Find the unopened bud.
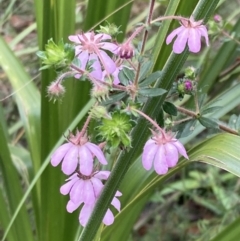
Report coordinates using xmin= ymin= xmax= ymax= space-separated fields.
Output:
xmin=91 ymin=83 xmax=109 ymax=101
xmin=89 ymin=106 xmax=111 ymax=119
xmin=47 ymin=81 xmax=65 ymax=101
xmin=214 ymin=14 xmax=222 ymax=23
xmin=118 ymin=42 xmax=134 ymax=59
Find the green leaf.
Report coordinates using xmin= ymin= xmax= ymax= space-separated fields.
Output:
xmin=210 ymin=216 xmax=240 ymax=241
xmin=201 ymin=106 xmax=222 ymax=115
xmin=138 ymin=88 xmax=167 ymax=97
xmin=162 ymin=101 xmax=177 ymax=116
xmin=198 ymin=116 xmax=219 ymax=129
xmin=139 ymin=70 xmax=162 ymax=87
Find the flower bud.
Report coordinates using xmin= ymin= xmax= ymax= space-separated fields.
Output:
xmin=37 ymin=38 xmax=75 ymax=71
xmin=118 ymin=42 xmax=134 ymax=59
xmin=214 ymin=14 xmax=222 ymax=23
xmin=89 ymin=106 xmax=111 ymax=119
xmin=47 ymin=81 xmax=65 ymax=101
xmin=91 ymin=83 xmax=109 ymax=101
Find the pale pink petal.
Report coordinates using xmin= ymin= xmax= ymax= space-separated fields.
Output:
xmin=164 ymin=143 xmax=179 ymax=167
xmin=103 ymin=209 xmax=114 ymax=226
xmin=79 ymin=145 xmax=93 ymax=176
xmin=85 ymin=142 xmax=107 ymax=165
xmin=85 ymin=142 xmax=108 ymax=165
xmin=172 ymin=28 xmax=189 ymax=54
xmin=94 ymin=170 xmax=110 ymax=180
xmin=112 ymin=68 xmax=120 ymax=85
xmin=115 ymin=190 xmax=122 ymax=197
xmin=142 ymin=141 xmax=158 ymax=170
xmin=62 ymin=146 xmax=79 ymax=175
xmin=188 ymin=28 xmax=201 ymax=53
xmin=60 ymin=175 xmax=79 ymax=195
xmin=95 ymin=33 xmax=112 ymax=41
xmin=153 ymin=145 xmax=168 ymax=175
xmin=79 ymin=203 xmax=94 ymax=227
xmin=70 ymin=179 xmax=85 ymax=204
xmin=198 ymin=25 xmax=209 ymax=46
xmin=99 ymin=50 xmax=116 ymax=74
xmin=171 ymin=140 xmax=188 ymax=159
xmin=51 ymin=143 xmax=72 ymax=167
xmin=89 ymin=53 xmax=102 ymax=79
xmin=91 ymin=177 xmax=104 ymax=198
xmin=83 ymin=180 xmax=96 ymax=204
xmin=166 ymin=26 xmax=184 ymax=45
xmin=101 ymin=42 xmax=118 ymax=54
xmin=68 ymin=35 xmax=80 ymax=43
xmin=77 ymin=51 xmax=89 ymax=69
xmin=66 ymin=200 xmax=81 ymax=213
xmin=111 ymin=197 xmax=121 ymax=212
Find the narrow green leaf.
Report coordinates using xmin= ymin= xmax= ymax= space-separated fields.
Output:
xmin=138 ymin=88 xmax=167 ymax=97
xmin=0 ymin=121 xmax=35 ymax=241
xmin=139 ymin=70 xmax=162 ymax=87
xmin=210 ymin=216 xmax=240 ymax=241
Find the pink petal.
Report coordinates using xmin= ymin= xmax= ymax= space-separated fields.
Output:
xmin=95 ymin=33 xmax=111 ymax=41
xmin=89 ymin=53 xmax=102 ymax=79
xmin=85 ymin=142 xmax=108 ymax=165
xmin=153 ymin=145 xmax=168 ymax=175
xmin=91 ymin=177 xmax=104 ymax=198
xmin=171 ymin=140 xmax=189 ymax=159
xmin=115 ymin=190 xmax=122 ymax=197
xmin=198 ymin=25 xmax=209 ymax=46
xmin=111 ymin=197 xmax=121 ymax=212
xmin=112 ymin=68 xmax=120 ymax=85
xmin=101 ymin=42 xmax=118 ymax=54
xmin=103 ymin=209 xmax=114 ymax=226
xmin=164 ymin=143 xmax=179 ymax=167
xmin=166 ymin=26 xmax=184 ymax=45
xmin=79 ymin=145 xmax=94 ymax=176
xmin=142 ymin=141 xmax=158 ymax=171
xmin=79 ymin=203 xmax=94 ymax=227
xmin=77 ymin=51 xmax=88 ymax=69
xmin=172 ymin=28 xmax=189 ymax=54
xmin=188 ymin=28 xmax=201 ymax=53
xmin=94 ymin=170 xmax=110 ymax=180
xmin=68 ymin=35 xmax=80 ymax=43
xmin=70 ymin=179 xmax=85 ymax=204
xmin=82 ymin=180 xmax=96 ymax=204
xmin=99 ymin=50 xmax=116 ymax=74
xmin=51 ymin=143 xmax=72 ymax=167
xmin=62 ymin=146 xmax=79 ymax=175
xmin=60 ymin=175 xmax=79 ymax=195
xmin=66 ymin=200 xmax=81 ymax=213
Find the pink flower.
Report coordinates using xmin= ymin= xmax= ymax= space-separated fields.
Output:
xmin=60 ymin=170 xmax=122 ymax=227
xmin=142 ymin=130 xmax=188 ymax=175
xmin=69 ymin=32 xmax=118 ymax=79
xmin=166 ymin=16 xmax=209 ymax=54
xmin=51 ymin=131 xmax=107 ymax=176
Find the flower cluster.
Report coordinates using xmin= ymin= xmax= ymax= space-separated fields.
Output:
xmin=51 ymin=130 xmax=121 ymax=226
xmin=60 ymin=171 xmax=122 ymax=227
xmin=142 ymin=130 xmax=188 ymax=175
xmin=166 ymin=16 xmax=209 ymax=54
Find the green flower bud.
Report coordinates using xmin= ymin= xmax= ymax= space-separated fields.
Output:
xmin=37 ymin=38 xmax=75 ymax=71
xmin=97 ymin=22 xmax=122 ymax=39
xmin=184 ymin=66 xmax=196 ymax=80
xmin=89 ymin=106 xmax=111 ymax=119
xmin=97 ymin=111 xmax=134 ymax=148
